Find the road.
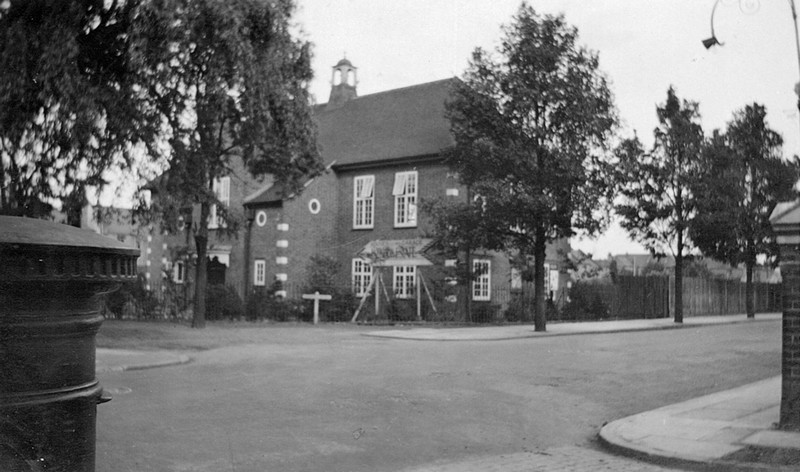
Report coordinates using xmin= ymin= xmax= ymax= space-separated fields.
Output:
xmin=96 ymin=321 xmax=780 ymax=471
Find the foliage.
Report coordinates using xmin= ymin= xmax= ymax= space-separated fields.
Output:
xmin=689 ymin=104 xmax=799 ymax=316
xmin=302 ymin=254 xmax=359 ymax=322
xmin=562 ymin=280 xmax=611 ymax=320
xmin=245 ymin=288 xmax=305 ymax=322
xmin=132 ymin=0 xmax=322 ymax=327
xmin=205 ymin=284 xmax=244 ymax=320
xmin=426 ymin=3 xmax=618 ymax=332
xmin=616 ymin=87 xmax=704 ymax=322
xmin=101 ymin=274 xmax=189 ymax=320
xmin=0 ymin=0 xmax=157 ymax=218
xmin=640 ymin=260 xmax=669 ymax=277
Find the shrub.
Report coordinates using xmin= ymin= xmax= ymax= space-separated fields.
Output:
xmin=562 ymin=281 xmax=611 ymax=320
xmin=301 ymin=254 xmax=359 ymax=322
xmin=385 ymin=299 xmax=418 ymax=322
xmin=205 ymin=285 xmax=244 ymax=320
xmin=246 ymin=287 xmax=306 ymax=322
xmin=471 ymin=303 xmax=500 ymax=323
xmin=101 ymin=274 xmax=162 ymax=319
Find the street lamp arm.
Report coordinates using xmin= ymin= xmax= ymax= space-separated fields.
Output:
xmin=788 ymin=0 xmax=800 ymax=136
xmin=702 ymin=0 xmax=724 ymax=49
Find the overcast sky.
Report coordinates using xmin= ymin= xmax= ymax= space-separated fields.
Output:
xmin=294 ymin=0 xmax=800 ymax=257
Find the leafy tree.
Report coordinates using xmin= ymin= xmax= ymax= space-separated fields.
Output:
xmin=421 ymin=195 xmax=502 ymax=322
xmin=134 ymin=0 xmax=321 ymax=328
xmin=429 ymin=4 xmax=617 ymax=331
xmin=616 ymin=87 xmax=704 ymax=323
xmin=690 ymin=104 xmax=800 ymax=317
xmin=0 ymin=0 xmax=156 ymax=220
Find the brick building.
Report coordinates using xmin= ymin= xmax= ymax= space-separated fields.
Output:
xmin=241 ymin=59 xmax=570 ymax=319
xmin=142 ymin=58 xmax=570 ymax=320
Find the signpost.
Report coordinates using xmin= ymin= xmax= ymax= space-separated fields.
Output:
xmin=302 ymin=291 xmax=332 ymax=325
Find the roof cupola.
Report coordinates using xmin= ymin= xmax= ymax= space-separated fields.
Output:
xmin=327 ymin=57 xmax=357 ymax=110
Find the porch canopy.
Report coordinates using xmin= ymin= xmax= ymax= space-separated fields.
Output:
xmin=358 ymin=238 xmax=434 ymax=267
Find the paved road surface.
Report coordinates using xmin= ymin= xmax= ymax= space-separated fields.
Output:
xmin=96 ymin=321 xmax=780 ymax=471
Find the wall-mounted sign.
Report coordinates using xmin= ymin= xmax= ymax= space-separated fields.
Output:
xmin=358 ymin=238 xmax=433 ymax=267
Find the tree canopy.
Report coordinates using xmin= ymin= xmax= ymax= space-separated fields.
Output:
xmin=616 ymin=86 xmax=705 ymax=323
xmin=690 ymin=103 xmax=799 ymax=317
xmin=134 ymin=0 xmax=322 ymax=327
xmin=0 ymin=0 xmax=156 ymax=220
xmin=428 ymin=3 xmax=618 ymax=331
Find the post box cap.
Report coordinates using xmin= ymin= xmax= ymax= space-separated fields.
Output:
xmin=0 ymin=215 xmax=138 ymax=255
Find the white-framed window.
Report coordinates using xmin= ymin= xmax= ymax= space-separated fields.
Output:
xmin=173 ymin=261 xmax=185 ymax=284
xmin=543 ymin=263 xmax=551 ymax=296
xmin=393 ymin=171 xmax=418 ymax=227
xmin=511 ymin=267 xmax=522 ymax=289
xmin=254 ymin=259 xmax=266 ymax=286
xmin=549 ymin=266 xmax=560 ymax=294
xmin=351 ymin=258 xmax=372 ymax=297
xmin=353 ymin=175 xmax=374 ymax=229
xmin=209 ymin=176 xmax=230 ymax=229
xmin=393 ymin=265 xmax=416 ymax=299
xmin=472 ymin=259 xmax=491 ymax=301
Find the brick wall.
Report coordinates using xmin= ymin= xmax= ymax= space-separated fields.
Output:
xmin=334 ymin=161 xmax=461 ymax=271
xmin=247 ymin=171 xmax=339 ymax=293
xmin=779 ymin=241 xmax=800 ymax=430
xmin=145 ymin=156 xmax=266 ymax=299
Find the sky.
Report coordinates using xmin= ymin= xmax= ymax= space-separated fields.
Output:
xmin=293 ymin=0 xmax=800 ymax=257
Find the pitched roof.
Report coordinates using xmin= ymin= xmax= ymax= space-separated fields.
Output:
xmin=245 ymin=78 xmax=457 ymax=205
xmin=316 ymin=78 xmax=457 ymax=167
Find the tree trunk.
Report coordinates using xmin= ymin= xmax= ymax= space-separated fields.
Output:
xmin=746 ymin=259 xmax=755 ymax=319
xmin=463 ymin=245 xmax=472 ymax=323
xmin=674 ymin=235 xmax=684 ymax=324
xmin=533 ymin=229 xmax=547 ymax=332
xmin=192 ymin=202 xmax=211 ymax=329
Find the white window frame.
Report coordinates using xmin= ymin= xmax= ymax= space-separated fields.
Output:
xmin=543 ymin=263 xmax=551 ymax=296
xmin=511 ymin=267 xmax=522 ymax=289
xmin=209 ymin=176 xmax=231 ymax=229
xmin=353 ymin=175 xmax=374 ymax=229
xmin=393 ymin=171 xmax=418 ymax=227
xmin=173 ymin=260 xmax=185 ymax=284
xmin=393 ymin=265 xmax=416 ymax=299
xmin=351 ymin=258 xmax=373 ymax=297
xmin=254 ymin=259 xmax=266 ymax=286
xmin=472 ymin=259 xmax=491 ymax=301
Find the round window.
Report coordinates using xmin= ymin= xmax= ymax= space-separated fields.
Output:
xmin=256 ymin=210 xmax=268 ymax=227
xmin=308 ymin=199 xmax=321 ymax=214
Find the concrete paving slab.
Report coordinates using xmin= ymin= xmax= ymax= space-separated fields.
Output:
xmin=365 ymin=313 xmax=781 ymax=341
xmin=699 ymin=426 xmax=760 ymax=444
xmin=742 ymin=430 xmax=800 ymax=450
xmin=641 ymin=434 xmax=744 ymax=461
xmin=600 ymin=376 xmax=800 ymax=470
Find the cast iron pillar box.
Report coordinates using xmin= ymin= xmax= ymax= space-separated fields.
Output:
xmin=0 ymin=216 xmax=139 ymax=471
xmin=770 ymin=201 xmax=800 ymax=430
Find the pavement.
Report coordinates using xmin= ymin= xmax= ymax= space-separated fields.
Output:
xmin=95 ymin=347 xmax=191 ymax=373
xmin=363 ymin=312 xmax=783 ymax=341
xmin=96 ymin=312 xmax=800 ymax=471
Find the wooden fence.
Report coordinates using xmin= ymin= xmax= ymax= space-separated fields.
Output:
xmin=571 ymin=276 xmax=781 ymax=320
xmin=675 ymin=277 xmax=781 ymax=317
